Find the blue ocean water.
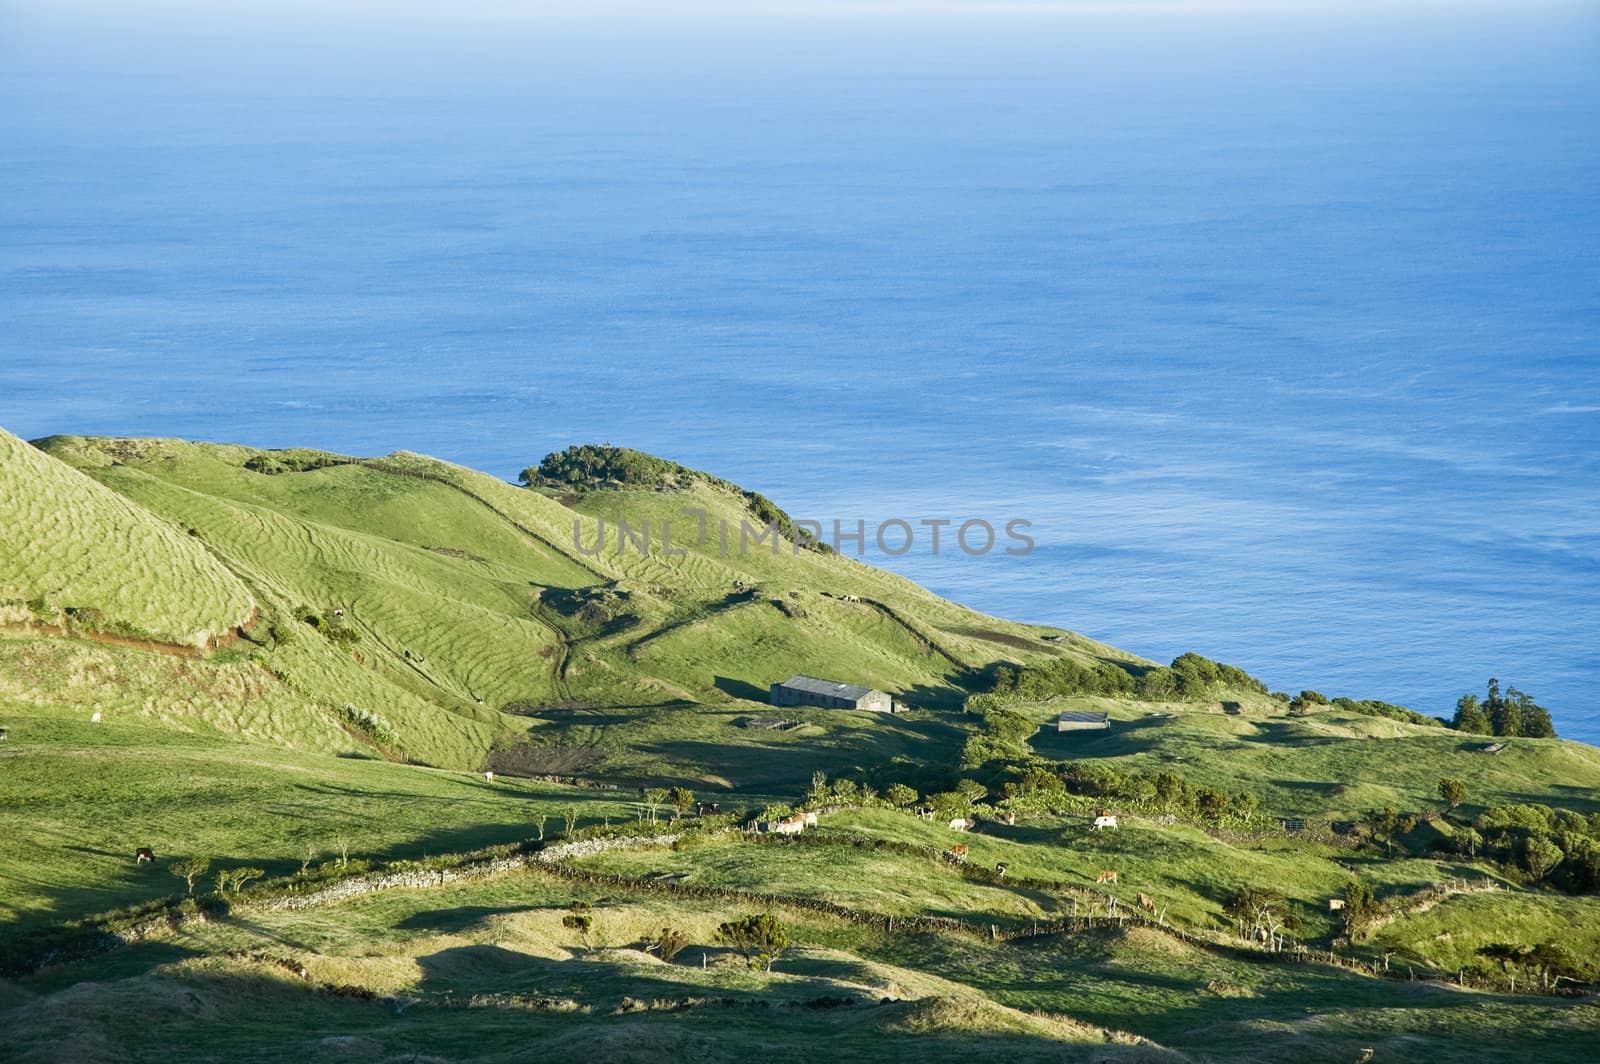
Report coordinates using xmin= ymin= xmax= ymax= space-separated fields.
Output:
xmin=2 ymin=5 xmax=1596 ymax=742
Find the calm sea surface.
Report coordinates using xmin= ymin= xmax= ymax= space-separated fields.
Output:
xmin=2 ymin=5 xmax=1596 ymax=742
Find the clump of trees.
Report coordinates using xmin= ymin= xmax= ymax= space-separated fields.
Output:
xmin=525 ymin=445 xmax=689 ymax=489
xmin=521 ymin=445 xmax=827 ymax=552
xmin=1288 ymin=689 xmax=1437 ymax=727
xmin=243 ymin=449 xmax=351 ymax=475
xmin=1437 ymin=777 xmax=1467 ymax=812
xmin=1475 ymin=941 xmax=1597 ymax=990
xmin=717 ymin=912 xmax=789 ymax=971
xmin=1450 ymin=678 xmax=1556 ymax=738
xmin=987 ymin=652 xmax=1269 ymax=705
xmin=1224 ymin=885 xmax=1300 ymax=947
xmin=1462 ymin=802 xmax=1600 ymax=892
xmin=959 ymin=696 xmax=1039 ymax=767
xmin=998 ymin=760 xmax=1259 ymax=824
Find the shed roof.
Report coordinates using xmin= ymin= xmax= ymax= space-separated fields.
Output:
xmin=776 ymin=675 xmax=879 ymax=700
xmin=1057 ymin=710 xmax=1110 ymax=724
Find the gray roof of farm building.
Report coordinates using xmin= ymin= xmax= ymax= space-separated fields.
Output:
xmin=777 ymin=675 xmax=879 ymax=699
xmin=1057 ymin=711 xmax=1110 ymax=723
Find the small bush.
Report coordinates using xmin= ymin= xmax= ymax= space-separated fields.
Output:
xmin=339 ymin=703 xmax=398 ymax=746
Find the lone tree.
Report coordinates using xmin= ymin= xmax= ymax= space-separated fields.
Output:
xmin=668 ymin=787 xmax=696 ymax=822
xmin=1341 ymin=880 xmax=1379 ymax=940
xmin=170 ymin=856 xmax=212 ymax=896
xmin=655 ymin=926 xmax=690 ymax=963
xmin=717 ymin=912 xmax=789 ymax=972
xmin=643 ymin=788 xmax=668 ymax=825
xmin=562 ymin=901 xmax=594 ymax=948
xmin=215 ymin=866 xmax=265 ymax=896
xmin=1437 ymin=777 xmax=1468 ymax=813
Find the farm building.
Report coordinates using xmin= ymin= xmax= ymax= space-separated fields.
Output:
xmin=1057 ymin=710 xmax=1110 ymax=733
xmin=770 ymin=675 xmax=892 ymax=712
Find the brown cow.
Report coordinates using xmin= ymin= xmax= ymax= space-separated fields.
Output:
xmin=1095 ymin=870 xmax=1118 ymax=885
xmin=948 ymin=844 xmax=969 ymax=864
xmin=1137 ymin=892 xmax=1156 ymax=912
xmin=135 ymin=847 xmax=155 ymax=864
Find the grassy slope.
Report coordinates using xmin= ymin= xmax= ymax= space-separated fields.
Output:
xmin=4 ymin=831 xmax=1596 ymax=1064
xmin=1025 ymin=696 xmax=1600 ymax=819
xmin=0 ymin=704 xmax=635 ymax=935
xmin=5 ymin=430 xmax=1599 ymax=1060
xmin=24 ymin=434 xmax=1099 ymax=771
xmin=0 ymin=429 xmax=253 ymax=647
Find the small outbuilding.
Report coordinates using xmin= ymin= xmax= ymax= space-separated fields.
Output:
xmin=1057 ymin=710 xmax=1110 ymax=733
xmin=770 ymin=675 xmax=892 ymax=712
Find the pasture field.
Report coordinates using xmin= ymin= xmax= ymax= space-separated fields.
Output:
xmin=3 ymin=430 xmax=1597 ymax=1061
xmin=1029 ymin=696 xmax=1600 ymax=819
xmin=4 ymin=829 xmax=1597 ymax=1064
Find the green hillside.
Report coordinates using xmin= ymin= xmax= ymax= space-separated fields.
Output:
xmin=4 ymin=429 xmax=1598 ymax=1061
xmin=0 ymin=429 xmax=254 ymax=648
xmin=19 ymin=433 xmax=1105 ymax=769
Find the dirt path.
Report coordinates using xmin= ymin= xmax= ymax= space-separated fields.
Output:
xmin=0 ymin=606 xmax=260 ymax=659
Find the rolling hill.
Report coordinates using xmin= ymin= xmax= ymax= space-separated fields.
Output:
xmin=0 ymin=428 xmax=255 ymax=649
xmin=3 ymin=428 xmax=1598 ymax=1062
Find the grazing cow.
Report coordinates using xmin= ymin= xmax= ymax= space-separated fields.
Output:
xmin=1000 ymin=812 xmax=1016 ymax=826
xmin=1328 ymin=898 xmax=1346 ymax=912
xmin=1095 ymin=870 xmax=1118 ymax=885
xmin=1137 ymin=892 xmax=1157 ymax=913
xmin=766 ymin=814 xmax=807 ymax=835
xmin=696 ymin=802 xmax=721 ymax=817
xmin=917 ymin=807 xmax=934 ymax=821
xmin=0 ymin=726 xmax=8 ymax=741
xmin=948 ymin=817 xmax=969 ymax=832
xmin=91 ymin=711 xmax=102 ymax=723
xmin=1092 ymin=814 xmax=1118 ymax=830
xmin=948 ymin=844 xmax=969 ymax=864
xmin=995 ymin=861 xmax=1008 ymax=879
xmin=135 ymin=847 xmax=155 ymax=864
xmin=484 ymin=771 xmax=494 ymax=783
xmin=803 ymin=811 xmax=818 ymax=827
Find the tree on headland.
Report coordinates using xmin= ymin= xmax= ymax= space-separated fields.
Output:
xmin=1438 ymin=777 xmax=1468 ymax=813
xmin=1452 ymin=694 xmax=1492 ymax=735
xmin=1453 ymin=679 xmax=1555 ymax=738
